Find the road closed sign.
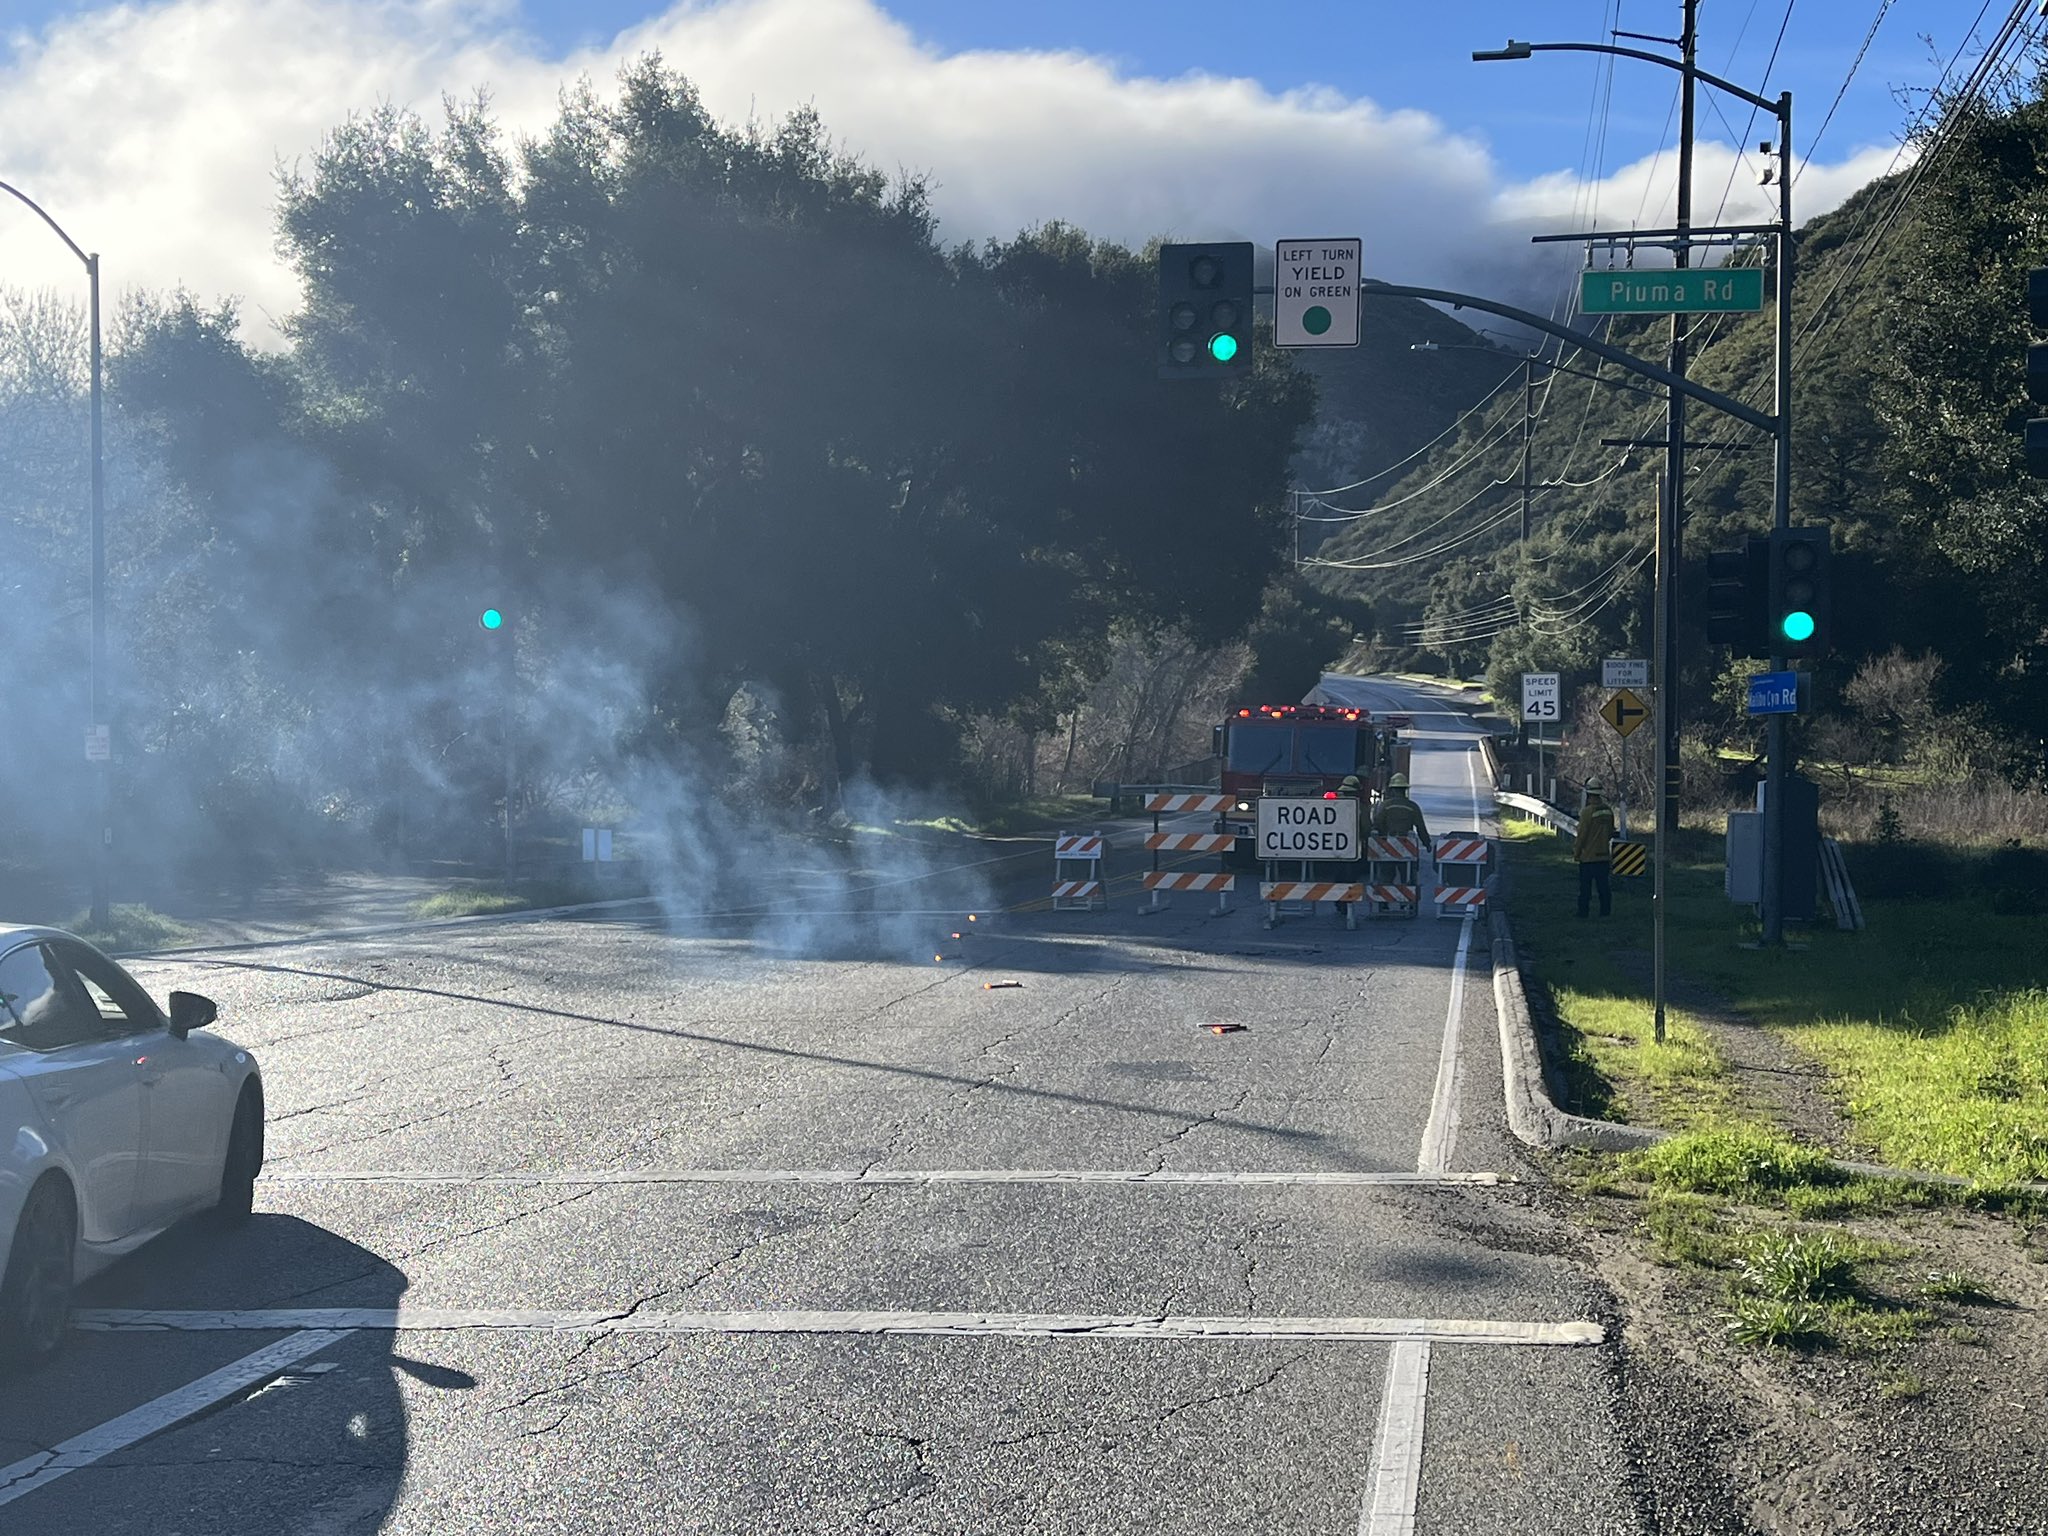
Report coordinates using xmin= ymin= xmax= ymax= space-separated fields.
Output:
xmin=1257 ymin=796 xmax=1360 ymax=861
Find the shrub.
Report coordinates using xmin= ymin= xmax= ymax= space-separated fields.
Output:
xmin=1726 ymin=1295 xmax=1829 ymax=1350
xmin=1733 ymin=1231 xmax=1858 ymax=1302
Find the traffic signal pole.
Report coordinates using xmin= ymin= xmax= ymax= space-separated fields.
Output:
xmin=1762 ymin=90 xmax=1796 ymax=946
xmin=1649 ymin=0 xmax=1699 ymax=1044
xmin=1474 ymin=18 xmax=1797 ymax=949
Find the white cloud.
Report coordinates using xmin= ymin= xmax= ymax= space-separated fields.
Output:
xmin=0 ymin=0 xmax=1908 ymax=345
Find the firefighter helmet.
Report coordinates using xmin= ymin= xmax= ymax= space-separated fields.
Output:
xmin=1388 ymin=773 xmax=1409 ymax=790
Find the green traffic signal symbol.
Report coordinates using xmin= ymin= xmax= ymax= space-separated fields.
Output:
xmin=1208 ymin=333 xmax=1239 ymax=363
xmin=1780 ymin=610 xmax=1816 ymax=643
xmin=1303 ymin=305 xmax=1332 ymax=336
xmin=480 ymin=608 xmax=503 ymax=630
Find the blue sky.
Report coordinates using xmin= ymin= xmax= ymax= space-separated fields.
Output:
xmin=0 ymin=0 xmax=1988 ymax=335
xmin=2 ymin=0 xmax=1958 ymax=179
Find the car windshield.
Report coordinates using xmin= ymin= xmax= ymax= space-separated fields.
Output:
xmin=1296 ymin=725 xmax=1360 ymax=776
xmin=1226 ymin=723 xmax=1293 ymax=775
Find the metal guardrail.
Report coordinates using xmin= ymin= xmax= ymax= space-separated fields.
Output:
xmin=1495 ymin=790 xmax=1577 ymax=838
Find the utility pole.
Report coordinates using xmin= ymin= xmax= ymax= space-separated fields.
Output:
xmin=1474 ymin=5 xmax=1800 ymax=1010
xmin=1761 ymin=96 xmax=1796 ymax=945
xmin=1661 ymin=0 xmax=1697 ymax=843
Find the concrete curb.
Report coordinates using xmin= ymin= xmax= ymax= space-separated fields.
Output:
xmin=1488 ymin=902 xmax=2048 ymax=1194
xmin=1488 ymin=905 xmax=1665 ymax=1153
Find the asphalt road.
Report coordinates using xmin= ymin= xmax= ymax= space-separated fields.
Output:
xmin=0 ymin=676 xmax=1645 ymax=1535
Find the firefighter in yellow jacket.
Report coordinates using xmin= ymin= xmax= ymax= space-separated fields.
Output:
xmin=1575 ymin=778 xmax=1618 ymax=918
xmin=1371 ymin=773 xmax=1429 ymax=839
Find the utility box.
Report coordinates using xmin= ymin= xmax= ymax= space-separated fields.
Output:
xmin=1725 ymin=776 xmax=1819 ymax=919
xmin=1725 ymin=812 xmax=1762 ymax=903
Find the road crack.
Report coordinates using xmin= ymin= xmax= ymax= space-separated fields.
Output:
xmin=1141 ymin=1085 xmax=1253 ymax=1173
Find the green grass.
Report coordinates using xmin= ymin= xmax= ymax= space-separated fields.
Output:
xmin=1733 ymin=1229 xmax=1860 ymax=1303
xmin=1642 ymin=1194 xmax=1739 ymax=1268
xmin=1625 ymin=1124 xmax=1841 ymax=1198
xmin=1799 ymin=991 xmax=2048 ymax=1184
xmin=1917 ymin=1269 xmax=2000 ymax=1306
xmin=904 ymin=794 xmax=1105 ymax=839
xmin=1878 ymin=1370 xmax=1927 ymax=1401
xmin=407 ymin=878 xmax=611 ymax=921
xmin=67 ymin=904 xmax=203 ymax=954
xmin=1500 ymin=818 xmax=2048 ymax=1184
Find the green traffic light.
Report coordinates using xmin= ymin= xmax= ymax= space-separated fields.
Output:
xmin=480 ymin=608 xmax=503 ymax=630
xmin=1208 ymin=333 xmax=1239 ymax=363
xmin=1780 ymin=611 xmax=1815 ymax=643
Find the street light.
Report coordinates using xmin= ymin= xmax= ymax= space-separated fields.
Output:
xmin=0 ymin=179 xmax=108 ymax=927
xmin=1475 ymin=9 xmax=1803 ymax=980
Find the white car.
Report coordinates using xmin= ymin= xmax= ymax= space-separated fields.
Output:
xmin=0 ymin=925 xmax=262 ymax=1369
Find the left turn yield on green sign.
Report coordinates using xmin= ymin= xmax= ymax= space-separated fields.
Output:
xmin=1275 ymin=238 xmax=1361 ymax=348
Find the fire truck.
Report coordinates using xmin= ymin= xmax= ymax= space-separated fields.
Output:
xmin=1210 ymin=703 xmax=1413 ymax=865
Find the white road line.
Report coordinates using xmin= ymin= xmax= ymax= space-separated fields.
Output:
xmin=259 ymin=1168 xmax=1502 ymax=1188
xmin=1372 ymin=731 xmax=1489 ymax=1536
xmin=1361 ymin=1339 xmax=1432 ymax=1535
xmin=1416 ymin=917 xmax=1475 ymax=1176
xmin=74 ymin=1309 xmax=1604 ymax=1346
xmin=0 ymin=1329 xmax=351 ymax=1508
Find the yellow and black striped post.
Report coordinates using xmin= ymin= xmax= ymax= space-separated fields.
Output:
xmin=1610 ymin=839 xmax=1648 ymax=877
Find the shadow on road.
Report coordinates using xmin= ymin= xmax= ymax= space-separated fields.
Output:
xmin=4 ymin=1214 xmax=418 ymax=1536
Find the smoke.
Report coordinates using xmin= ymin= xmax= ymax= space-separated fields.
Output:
xmin=0 ymin=291 xmax=993 ymax=958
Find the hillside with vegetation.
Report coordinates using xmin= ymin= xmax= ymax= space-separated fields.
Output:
xmin=1305 ymin=82 xmax=2048 ymax=840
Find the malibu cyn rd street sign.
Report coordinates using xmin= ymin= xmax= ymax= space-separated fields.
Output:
xmin=1746 ymin=670 xmax=1800 ymax=716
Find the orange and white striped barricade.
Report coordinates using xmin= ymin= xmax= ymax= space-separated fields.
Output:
xmin=1052 ymin=831 xmax=1107 ymax=911
xmin=1141 ymin=869 xmax=1237 ymax=915
xmin=1259 ymin=879 xmax=1367 ymax=930
xmin=1141 ymin=792 xmax=1235 ymax=912
xmin=1432 ymin=834 xmax=1492 ymax=918
xmin=1364 ymin=834 xmax=1424 ymax=916
xmin=1143 ymin=792 xmax=1235 ymax=816
xmin=1141 ymin=829 xmax=1235 ymax=913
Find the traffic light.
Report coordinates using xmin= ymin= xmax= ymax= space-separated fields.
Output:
xmin=1768 ymin=526 xmax=1830 ymax=658
xmin=2026 ymin=269 xmax=2048 ymax=476
xmin=1159 ymin=242 xmax=1253 ymax=379
xmin=1704 ymin=535 xmax=1770 ymax=657
xmin=480 ymin=608 xmax=504 ymax=631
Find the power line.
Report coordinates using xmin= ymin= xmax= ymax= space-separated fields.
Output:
xmin=1298 ymin=361 xmax=1525 ymax=498
xmin=1302 ymin=406 xmax=1525 ymax=518
xmin=1799 ymin=0 xmax=1898 ymax=180
xmin=1709 ymin=0 xmax=1798 ymax=227
xmin=1790 ymin=1 xmax=2032 ymax=368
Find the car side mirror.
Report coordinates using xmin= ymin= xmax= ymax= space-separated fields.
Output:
xmin=167 ymin=991 xmax=218 ymax=1039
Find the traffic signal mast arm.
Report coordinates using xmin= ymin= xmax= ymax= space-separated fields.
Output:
xmin=1356 ymin=280 xmax=1776 ymax=434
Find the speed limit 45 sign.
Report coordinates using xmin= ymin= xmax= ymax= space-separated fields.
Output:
xmin=1521 ymin=672 xmax=1561 ymax=722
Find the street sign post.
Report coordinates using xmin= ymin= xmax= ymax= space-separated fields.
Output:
xmin=1746 ymin=671 xmax=1800 ymax=716
xmin=1579 ymin=267 xmax=1765 ymax=315
xmin=1601 ymin=687 xmax=1648 ymax=836
xmin=1521 ymin=673 xmax=1561 ymax=800
xmin=1256 ymin=796 xmax=1359 ymax=863
xmin=1601 ymin=657 xmax=1650 ymax=689
xmin=84 ymin=725 xmax=110 ymax=763
xmin=1274 ymin=238 xmax=1362 ymax=348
